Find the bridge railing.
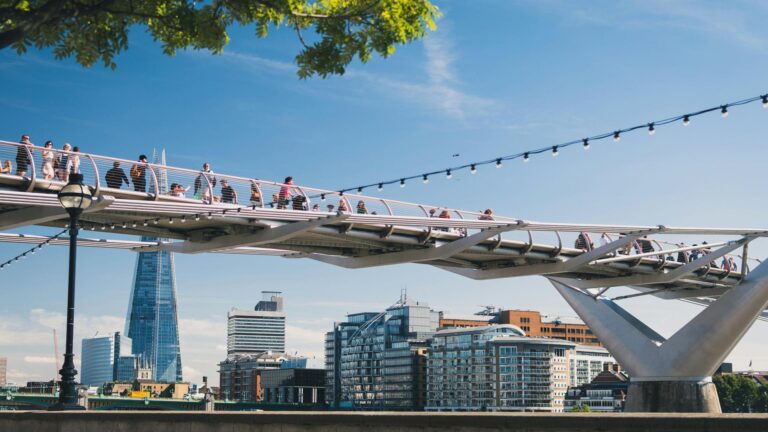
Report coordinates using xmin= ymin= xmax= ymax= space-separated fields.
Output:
xmin=0 ymin=139 xmax=503 ymax=223
xmin=0 ymin=139 xmax=755 ymax=271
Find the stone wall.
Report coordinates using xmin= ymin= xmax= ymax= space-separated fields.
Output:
xmin=1 ymin=411 xmax=767 ymax=432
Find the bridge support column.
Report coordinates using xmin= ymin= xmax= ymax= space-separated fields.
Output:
xmin=548 ymin=259 xmax=768 ymax=413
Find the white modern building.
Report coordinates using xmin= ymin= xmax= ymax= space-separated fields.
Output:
xmin=426 ymin=325 xmax=615 ymax=413
xmin=0 ymin=356 xmax=6 ymax=387
xmin=81 ymin=335 xmax=116 ymax=387
xmin=227 ymin=291 xmax=286 ymax=357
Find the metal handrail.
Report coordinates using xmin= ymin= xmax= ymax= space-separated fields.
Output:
xmin=85 ymin=154 xmax=100 ymax=197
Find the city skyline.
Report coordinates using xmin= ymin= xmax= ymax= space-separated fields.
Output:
xmin=2 ymin=0 xmax=768 ymax=388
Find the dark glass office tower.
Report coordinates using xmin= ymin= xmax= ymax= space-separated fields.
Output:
xmin=125 ymin=149 xmax=183 ymax=382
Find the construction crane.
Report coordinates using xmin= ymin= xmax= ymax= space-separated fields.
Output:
xmin=53 ymin=329 xmax=60 ymax=382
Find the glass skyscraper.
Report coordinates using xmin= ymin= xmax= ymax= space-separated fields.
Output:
xmin=125 ymin=149 xmax=183 ymax=383
xmin=80 ymin=335 xmax=115 ymax=387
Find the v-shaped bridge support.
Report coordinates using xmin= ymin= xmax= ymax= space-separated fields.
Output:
xmin=548 ymin=258 xmax=768 ymax=412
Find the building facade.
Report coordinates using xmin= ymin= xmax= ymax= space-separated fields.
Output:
xmin=498 ymin=310 xmax=602 ymax=346
xmin=218 ymin=352 xmax=300 ymax=401
xmin=261 ymin=368 xmax=326 ymax=405
xmin=227 ymin=291 xmax=286 ymax=357
xmin=426 ymin=325 xmax=614 ymax=413
xmin=325 ymin=296 xmax=439 ymax=410
xmin=115 ymin=355 xmax=139 ymax=382
xmin=564 ymin=363 xmax=628 ymax=412
xmin=125 ymin=149 xmax=183 ymax=383
xmin=81 ymin=335 xmax=115 ymax=387
xmin=0 ymin=357 xmax=6 ymax=387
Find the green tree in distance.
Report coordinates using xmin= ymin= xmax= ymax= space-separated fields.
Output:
xmin=713 ymin=374 xmax=767 ymax=413
xmin=0 ymin=0 xmax=438 ymax=76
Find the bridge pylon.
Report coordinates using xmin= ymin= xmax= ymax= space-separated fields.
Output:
xmin=548 ymin=258 xmax=768 ymax=413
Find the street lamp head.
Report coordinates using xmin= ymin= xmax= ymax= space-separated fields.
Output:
xmin=58 ymin=173 xmax=92 ymax=211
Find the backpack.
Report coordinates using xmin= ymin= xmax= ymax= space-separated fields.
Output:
xmin=130 ymin=164 xmax=140 ymax=180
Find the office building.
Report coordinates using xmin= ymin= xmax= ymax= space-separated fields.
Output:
xmin=425 ymin=325 xmax=614 ymax=413
xmin=227 ymin=291 xmax=286 ymax=357
xmin=0 ymin=357 xmax=6 ymax=387
xmin=261 ymin=368 xmax=326 ymax=405
xmin=569 ymin=345 xmax=615 ymax=387
xmin=325 ymin=295 xmax=440 ymax=410
xmin=218 ymin=351 xmax=304 ymax=401
xmin=498 ymin=310 xmax=602 ymax=346
xmin=81 ymin=335 xmax=116 ymax=387
xmin=438 ymin=312 xmax=495 ymax=329
xmin=125 ymin=150 xmax=183 ymax=383
xmin=115 ymin=356 xmax=139 ymax=382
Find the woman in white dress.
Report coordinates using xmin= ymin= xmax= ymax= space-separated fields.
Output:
xmin=66 ymin=146 xmax=81 ymax=175
xmin=41 ymin=140 xmax=55 ymax=180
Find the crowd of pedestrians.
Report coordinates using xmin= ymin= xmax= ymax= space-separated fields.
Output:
xmin=2 ymin=135 xmax=82 ymax=181
xmin=2 ymin=135 xmax=747 ymax=271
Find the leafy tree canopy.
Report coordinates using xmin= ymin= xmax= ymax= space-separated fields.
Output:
xmin=0 ymin=0 xmax=439 ymax=77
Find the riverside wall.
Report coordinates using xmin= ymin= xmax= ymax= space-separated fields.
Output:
xmin=2 ymin=411 xmax=768 ymax=432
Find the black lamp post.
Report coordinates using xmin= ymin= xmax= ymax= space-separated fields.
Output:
xmin=49 ymin=173 xmax=92 ymax=411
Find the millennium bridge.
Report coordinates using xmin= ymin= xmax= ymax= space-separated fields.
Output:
xmin=2 ymin=139 xmax=768 ymax=413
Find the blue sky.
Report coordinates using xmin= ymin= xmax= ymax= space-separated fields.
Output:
xmin=2 ymin=0 xmax=768 ymax=386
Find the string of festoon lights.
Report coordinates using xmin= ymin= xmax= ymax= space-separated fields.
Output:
xmin=0 ymin=228 xmax=68 ymax=271
xmin=27 ymin=92 xmax=768 ymax=231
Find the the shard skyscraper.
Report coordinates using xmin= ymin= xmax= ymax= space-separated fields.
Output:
xmin=125 ymin=149 xmax=183 ymax=382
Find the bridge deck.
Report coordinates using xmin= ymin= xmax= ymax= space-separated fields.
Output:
xmin=1 ymin=140 xmax=766 ymax=317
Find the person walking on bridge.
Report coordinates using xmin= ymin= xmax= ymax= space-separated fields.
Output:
xmin=15 ymin=134 xmax=32 ymax=177
xmin=131 ymin=154 xmax=148 ymax=192
xmin=279 ymin=176 xmax=294 ymax=208
xmin=105 ymin=161 xmax=130 ymax=189
xmin=194 ymin=162 xmax=216 ymax=202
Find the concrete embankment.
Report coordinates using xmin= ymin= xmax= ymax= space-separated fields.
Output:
xmin=1 ymin=411 xmax=768 ymax=432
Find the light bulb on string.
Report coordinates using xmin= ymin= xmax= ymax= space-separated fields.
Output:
xmin=142 ymin=221 xmax=148 ymax=227
xmin=523 ymin=153 xmax=529 ymax=163
xmin=321 ymin=194 xmax=326 ymax=202
xmin=181 ymin=216 xmax=186 ymax=223
xmin=121 ymin=222 xmax=127 ymax=229
xmin=613 ymin=131 xmax=621 ymax=142
xmin=582 ymin=138 xmax=590 ymax=150
xmin=194 ymin=215 xmax=200 ymax=221
xmin=207 ymin=213 xmax=213 ymax=220
xmin=470 ymin=164 xmax=477 ymax=174
xmin=762 ymin=95 xmax=768 ymax=108
xmin=552 ymin=146 xmax=559 ymax=157
xmin=339 ymin=191 xmax=344 ymax=197
xmin=101 ymin=225 xmax=106 ymax=230
xmin=496 ymin=158 xmax=502 ymax=168
xmin=377 ymin=183 xmax=383 ymax=191
xmin=153 ymin=219 xmax=159 ymax=224
xmin=721 ymin=105 xmax=729 ymax=118
xmin=400 ymin=179 xmax=406 ymax=188
xmin=648 ymin=123 xmax=656 ymax=135
xmin=683 ymin=115 xmax=690 ymax=126
xmin=132 ymin=222 xmax=137 ymax=228
xmin=109 ymin=224 xmax=115 ymax=230
xmin=168 ymin=218 xmax=174 ymax=224
xmin=357 ymin=187 xmax=363 ymax=193
xmin=446 ymin=170 xmax=452 ymax=180
xmin=423 ymin=174 xmax=429 ymax=184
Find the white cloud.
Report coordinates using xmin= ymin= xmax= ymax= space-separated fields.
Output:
xmin=23 ymin=356 xmax=56 ymax=364
xmin=179 ymin=318 xmax=226 ymax=339
xmin=217 ymin=51 xmax=296 ymax=73
xmin=182 ymin=365 xmax=202 ymax=378
xmin=285 ymin=324 xmax=326 ymax=360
